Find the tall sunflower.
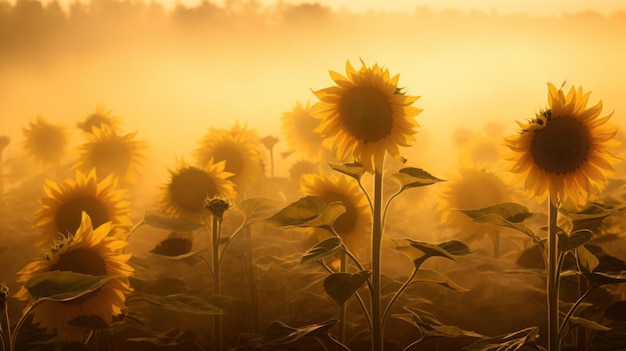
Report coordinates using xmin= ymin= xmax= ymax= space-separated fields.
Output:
xmin=194 ymin=122 xmax=263 ymax=194
xmin=76 ymin=105 xmax=121 ymax=134
xmin=311 ymin=60 xmax=422 ymax=173
xmin=505 ymin=83 xmax=620 ymax=207
xmin=15 ymin=211 xmax=133 ymax=340
xmin=300 ymin=172 xmax=371 ymax=259
xmin=34 ymin=169 xmax=132 ymax=246
xmin=281 ymin=101 xmax=328 ymax=161
xmin=74 ymin=125 xmax=147 ymax=185
xmin=161 ymin=158 xmax=236 ymax=224
xmin=22 ymin=115 xmax=70 ymax=168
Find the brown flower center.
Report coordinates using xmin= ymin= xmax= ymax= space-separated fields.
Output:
xmin=529 ymin=117 xmax=590 ymax=175
xmin=90 ymin=139 xmax=132 ymax=178
xmin=30 ymin=124 xmax=66 ymax=163
xmin=452 ymin=171 xmax=505 ymax=209
xmin=212 ymin=144 xmax=244 ymax=177
xmin=323 ymin=191 xmax=358 ymax=235
xmin=55 ymin=197 xmax=110 ymax=236
xmin=338 ymin=86 xmax=393 ymax=142
xmin=170 ymin=168 xmax=217 ymax=212
xmin=50 ymin=248 xmax=107 ymax=276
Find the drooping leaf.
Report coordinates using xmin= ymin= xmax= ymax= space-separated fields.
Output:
xmin=457 ymin=202 xmax=536 ymax=240
xmin=569 ymin=316 xmax=610 ymax=331
xmin=576 ymin=245 xmax=600 ymax=272
xmin=328 ymin=162 xmax=366 ymax=180
xmin=237 ymin=197 xmax=284 ymax=223
xmin=394 ymin=306 xmax=483 ymax=339
xmin=143 ymin=211 xmax=203 ymax=232
xmin=561 ymin=202 xmax=616 ymax=232
xmin=129 ymin=292 xmax=227 ymax=315
xmin=386 ymin=237 xmax=470 ymax=268
xmin=300 ymin=237 xmax=343 ymax=265
xmin=150 ymin=232 xmax=193 ymax=257
xmin=558 ymin=229 xmax=592 ymax=252
xmin=323 ymin=271 xmax=371 ymax=305
xmin=130 ymin=277 xmax=187 ymax=295
xmin=259 ymin=318 xmax=339 ymax=346
xmin=582 ymin=271 xmax=626 ymax=286
xmin=412 ymin=269 xmax=468 ymax=291
xmin=68 ymin=314 xmax=110 ymax=329
xmin=25 ymin=271 xmax=117 ymax=302
xmin=262 ymin=196 xmax=346 ymax=230
xmin=463 ymin=327 xmax=541 ymax=351
xmin=391 ymin=167 xmax=444 ymax=190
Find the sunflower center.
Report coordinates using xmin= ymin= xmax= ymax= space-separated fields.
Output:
xmin=212 ymin=145 xmax=244 ymax=177
xmin=338 ymin=86 xmax=393 ymax=142
xmin=453 ymin=171 xmax=505 ymax=209
xmin=323 ymin=191 xmax=357 ymax=235
xmin=169 ymin=168 xmax=217 ymax=212
xmin=90 ymin=139 xmax=132 ymax=178
xmin=31 ymin=125 xmax=66 ymax=162
xmin=529 ymin=117 xmax=590 ymax=175
xmin=55 ymin=197 xmax=110 ymax=236
xmin=50 ymin=248 xmax=107 ymax=276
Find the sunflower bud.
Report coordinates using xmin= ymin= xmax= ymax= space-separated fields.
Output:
xmin=204 ymin=197 xmax=230 ymax=219
xmin=0 ymin=282 xmax=8 ymax=303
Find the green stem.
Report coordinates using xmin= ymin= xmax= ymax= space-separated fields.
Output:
xmin=211 ymin=215 xmax=222 ymax=351
xmin=559 ymin=285 xmax=598 ymax=344
xmin=10 ymin=301 xmax=38 ymax=351
xmin=381 ymin=266 xmax=417 ymax=330
xmin=381 ymin=189 xmax=401 ymax=229
xmin=547 ymin=198 xmax=560 ymax=351
xmin=338 ymin=251 xmax=347 ymax=344
xmin=371 ymin=171 xmax=383 ymax=351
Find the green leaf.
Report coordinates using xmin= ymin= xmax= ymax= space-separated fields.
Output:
xmin=569 ymin=316 xmax=610 ymax=331
xmin=463 ymin=327 xmax=541 ymax=351
xmin=260 ymin=318 xmax=339 ymax=346
xmin=561 ymin=202 xmax=616 ymax=233
xmin=582 ymin=271 xmax=626 ymax=286
xmin=458 ymin=202 xmax=536 ymax=240
xmin=150 ymin=232 xmax=193 ymax=257
xmin=143 ymin=211 xmax=203 ymax=232
xmin=558 ymin=229 xmax=592 ymax=252
xmin=323 ymin=270 xmax=371 ymax=305
xmin=237 ymin=197 xmax=284 ymax=223
xmin=262 ymin=196 xmax=346 ymax=230
xmin=576 ymin=245 xmax=600 ymax=272
xmin=391 ymin=167 xmax=444 ymax=190
xmin=385 ymin=237 xmax=470 ymax=268
xmin=25 ymin=271 xmax=117 ymax=302
xmin=394 ymin=306 xmax=482 ymax=338
xmin=300 ymin=237 xmax=343 ymax=265
xmin=130 ymin=292 xmax=227 ymax=315
xmin=328 ymin=162 xmax=365 ymax=180
xmin=412 ymin=269 xmax=468 ymax=291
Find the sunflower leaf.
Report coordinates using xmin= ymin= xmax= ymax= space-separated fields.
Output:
xmin=67 ymin=314 xmax=111 ymax=329
xmin=260 ymin=318 xmax=339 ymax=346
xmin=323 ymin=271 xmax=371 ymax=305
xmin=558 ymin=229 xmax=593 ymax=252
xmin=457 ymin=202 xmax=536 ymax=239
xmin=569 ymin=317 xmax=610 ymax=331
xmin=25 ymin=271 xmax=117 ymax=302
xmin=150 ymin=232 xmax=193 ymax=257
xmin=300 ymin=237 xmax=343 ymax=265
xmin=262 ymin=195 xmax=346 ymax=230
xmin=328 ymin=162 xmax=366 ymax=180
xmin=576 ymin=245 xmax=600 ymax=272
xmin=391 ymin=167 xmax=445 ymax=190
xmin=130 ymin=292 xmax=227 ymax=315
xmin=385 ymin=237 xmax=470 ymax=268
xmin=143 ymin=211 xmax=203 ymax=232
xmin=581 ymin=271 xmax=626 ymax=286
xmin=412 ymin=269 xmax=468 ymax=291
xmin=394 ymin=306 xmax=483 ymax=338
xmin=237 ymin=197 xmax=284 ymax=223
xmin=463 ymin=327 xmax=541 ymax=351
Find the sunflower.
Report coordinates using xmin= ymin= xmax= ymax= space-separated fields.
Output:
xmin=74 ymin=124 xmax=147 ymax=185
xmin=34 ymin=169 xmax=132 ymax=246
xmin=22 ymin=115 xmax=69 ymax=168
xmin=311 ymin=60 xmax=422 ymax=173
xmin=161 ymin=158 xmax=236 ymax=223
xmin=15 ymin=211 xmax=133 ymax=340
xmin=505 ymin=83 xmax=620 ymax=207
xmin=439 ymin=167 xmax=513 ymax=240
xmin=76 ymin=105 xmax=121 ymax=134
xmin=300 ymin=172 xmax=371 ymax=259
xmin=454 ymin=123 xmax=507 ymax=169
xmin=194 ymin=122 xmax=263 ymax=194
xmin=281 ymin=101 xmax=328 ymax=161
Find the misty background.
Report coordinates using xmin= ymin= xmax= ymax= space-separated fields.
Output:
xmin=1 ymin=0 xmax=625 ymax=188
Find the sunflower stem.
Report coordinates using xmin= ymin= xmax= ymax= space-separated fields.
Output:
xmin=547 ymin=198 xmax=560 ymax=351
xmin=338 ymin=251 xmax=347 ymax=344
xmin=381 ymin=266 xmax=418 ymax=330
xmin=211 ymin=214 xmax=223 ymax=351
xmin=1 ymin=283 xmax=10 ymax=351
xmin=371 ymin=171 xmax=384 ymax=351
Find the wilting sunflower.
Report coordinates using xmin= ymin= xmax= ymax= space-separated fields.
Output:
xmin=194 ymin=122 xmax=263 ymax=194
xmin=74 ymin=125 xmax=147 ymax=185
xmin=505 ymin=83 xmax=620 ymax=207
xmin=281 ymin=101 xmax=328 ymax=161
xmin=312 ymin=60 xmax=422 ymax=173
xmin=22 ymin=115 xmax=69 ymax=168
xmin=34 ymin=169 xmax=132 ymax=246
xmin=300 ymin=172 xmax=371 ymax=259
xmin=15 ymin=211 xmax=133 ymax=339
xmin=76 ymin=105 xmax=121 ymax=133
xmin=439 ymin=167 xmax=513 ymax=240
xmin=161 ymin=158 xmax=236 ymax=223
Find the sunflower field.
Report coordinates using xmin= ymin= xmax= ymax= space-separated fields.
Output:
xmin=1 ymin=1 xmax=626 ymax=351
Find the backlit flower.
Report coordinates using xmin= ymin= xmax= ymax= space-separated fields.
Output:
xmin=281 ymin=101 xmax=328 ymax=161
xmin=22 ymin=116 xmax=69 ymax=168
xmin=76 ymin=105 xmax=121 ymax=133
